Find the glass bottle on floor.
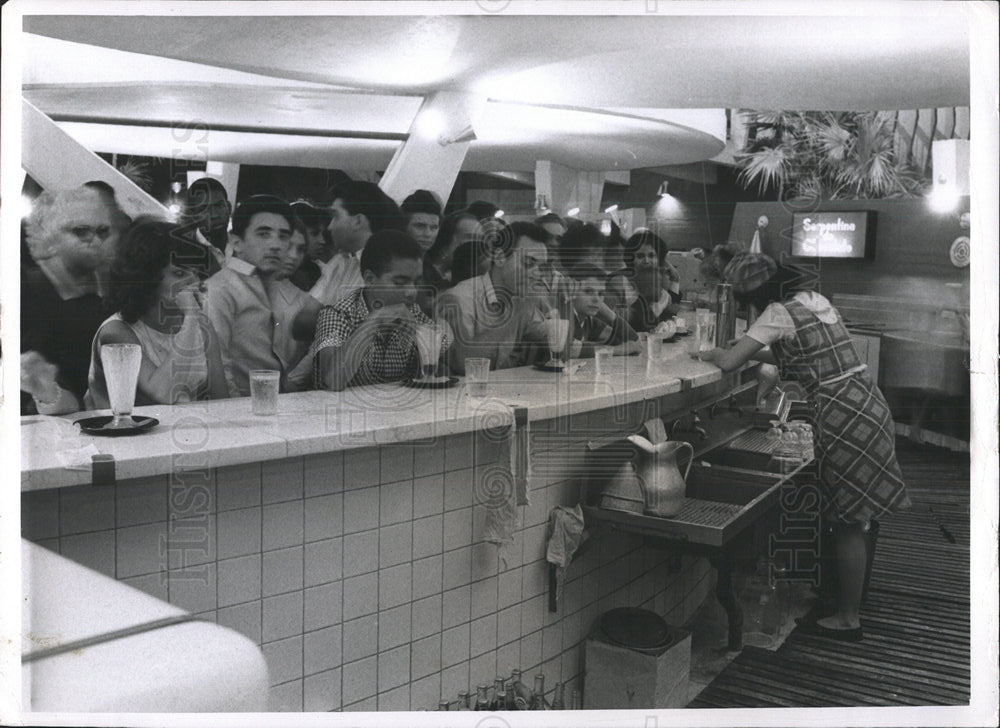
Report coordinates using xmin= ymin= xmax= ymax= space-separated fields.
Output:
xmin=474 ymin=684 xmax=491 ymax=711
xmin=551 ymin=681 xmax=566 ymax=709
xmin=509 ymin=669 xmax=530 ymax=709
xmin=530 ymin=674 xmax=549 ymax=710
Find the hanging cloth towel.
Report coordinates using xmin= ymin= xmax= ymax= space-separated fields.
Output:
xmin=483 ymin=406 xmax=531 ymax=569
xmin=545 ymin=504 xmax=587 ymax=602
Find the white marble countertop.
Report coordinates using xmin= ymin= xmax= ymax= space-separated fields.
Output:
xmin=21 ymin=342 xmax=723 ymax=491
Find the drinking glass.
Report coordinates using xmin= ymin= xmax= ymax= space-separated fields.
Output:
xmin=544 ymin=318 xmax=570 ymax=367
xmin=646 ymin=334 xmax=663 ymax=362
xmin=250 ymin=370 xmax=280 ymax=415
xmin=465 ymin=357 xmax=490 ymax=397
xmin=595 ymin=347 xmax=614 ymax=378
xmin=696 ymin=308 xmax=716 ymax=352
xmin=100 ymin=343 xmax=142 ymax=429
xmin=414 ymin=324 xmax=444 ymax=380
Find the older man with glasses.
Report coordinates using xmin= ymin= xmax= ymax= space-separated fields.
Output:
xmin=20 ymin=185 xmax=126 ymax=414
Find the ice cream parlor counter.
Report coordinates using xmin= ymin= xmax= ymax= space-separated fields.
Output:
xmin=20 ymin=342 xmax=801 ymax=712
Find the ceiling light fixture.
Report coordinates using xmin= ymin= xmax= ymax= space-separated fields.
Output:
xmin=567 ymin=207 xmax=580 ymax=217
xmin=438 ymin=124 xmax=477 ymax=146
xmin=604 ymin=204 xmax=618 ymax=213
xmin=657 ymin=181 xmax=670 ymax=197
xmin=494 ymin=209 xmax=505 ymax=218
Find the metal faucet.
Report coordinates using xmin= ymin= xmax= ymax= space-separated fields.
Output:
xmin=670 ymin=411 xmax=708 ymax=441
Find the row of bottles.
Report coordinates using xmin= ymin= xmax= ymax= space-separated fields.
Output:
xmin=437 ymin=670 xmax=581 ymax=711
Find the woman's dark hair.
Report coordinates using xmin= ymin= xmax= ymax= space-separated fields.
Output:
xmin=450 ymin=239 xmax=488 ymax=285
xmin=533 ymin=212 xmax=565 ymax=228
xmin=424 ymin=211 xmax=478 ymax=269
xmin=699 ymin=243 xmax=738 ymax=281
xmin=360 ymin=230 xmax=423 ymax=278
xmin=465 ymin=199 xmax=500 ymax=223
xmin=734 ymin=264 xmax=807 ymax=313
xmin=401 ymin=189 xmax=442 ymax=219
xmin=110 ymin=217 xmax=219 ymax=323
xmin=559 ymin=223 xmax=605 ymax=268
xmin=623 ymin=230 xmax=667 ymax=267
xmin=231 ymin=194 xmax=294 ymax=238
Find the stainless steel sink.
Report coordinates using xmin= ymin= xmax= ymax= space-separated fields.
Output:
xmin=583 ymin=462 xmax=789 ymax=548
xmin=881 ymin=329 xmax=969 ymax=397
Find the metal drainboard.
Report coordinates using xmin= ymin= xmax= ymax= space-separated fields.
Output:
xmin=669 ymin=498 xmax=744 ymax=528
xmin=725 ymin=429 xmax=780 ymax=455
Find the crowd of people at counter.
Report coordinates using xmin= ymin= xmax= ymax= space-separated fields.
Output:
xmin=19 ymin=177 xmax=914 ymax=643
xmin=19 ymin=179 xmax=741 ymax=412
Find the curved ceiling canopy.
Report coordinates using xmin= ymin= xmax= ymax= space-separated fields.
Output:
xmin=21 ymin=9 xmax=971 ymax=172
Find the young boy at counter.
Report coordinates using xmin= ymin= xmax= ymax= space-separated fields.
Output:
xmin=314 ymin=230 xmax=451 ymax=391
xmin=566 ymin=264 xmax=638 ymax=358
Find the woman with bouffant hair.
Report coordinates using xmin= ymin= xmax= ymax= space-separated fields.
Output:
xmin=85 ymin=217 xmax=229 ymax=408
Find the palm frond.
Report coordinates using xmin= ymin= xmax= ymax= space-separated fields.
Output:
xmin=736 ymin=146 xmax=792 ymax=195
xmin=117 ymin=160 xmax=154 ymax=193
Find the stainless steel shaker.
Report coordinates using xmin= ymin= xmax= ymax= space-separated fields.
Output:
xmin=714 ymin=283 xmax=736 ymax=347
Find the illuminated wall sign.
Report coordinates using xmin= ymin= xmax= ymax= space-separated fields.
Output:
xmin=790 ymin=211 xmax=876 ymax=259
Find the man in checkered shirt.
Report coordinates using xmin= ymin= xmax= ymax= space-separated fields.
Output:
xmin=314 ymin=230 xmax=451 ymax=390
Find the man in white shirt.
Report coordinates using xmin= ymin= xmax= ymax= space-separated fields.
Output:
xmin=436 ymin=221 xmax=550 ymax=374
xmin=310 ymin=180 xmax=404 ymax=307
xmin=203 ymin=195 xmax=319 ymax=396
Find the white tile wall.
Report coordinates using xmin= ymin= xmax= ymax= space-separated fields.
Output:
xmin=304 ymin=493 xmax=343 ymax=542
xmin=378 ymin=603 xmax=412 ymax=653
xmin=216 ymin=507 xmax=261 ymax=560
xmin=304 ymin=624 xmax=342 ymax=677
xmin=216 ymin=462 xmax=261 ymax=511
xmin=24 ymin=399 xmax=718 ymax=712
xmin=262 ymin=500 xmax=304 ymax=551
xmin=304 ymin=538 xmax=342 ymax=588
xmin=441 ymin=585 xmax=471 ymax=630
xmin=263 ymin=591 xmax=304 ymax=643
xmin=379 ymin=480 xmax=413 ymax=526
xmin=304 ymin=668 xmax=341 ymax=711
xmin=377 ymin=644 xmax=411 ymax=692
xmin=342 ymin=614 xmax=378 ymax=663
xmin=261 ymin=546 xmax=303 ymax=597
xmin=379 ymin=522 xmax=412 ymax=568
xmin=117 ymin=475 xmax=169 ymax=527
xmin=61 ymin=530 xmax=116 ymax=577
xmin=412 ymin=474 xmax=444 ymax=518
xmin=343 ymin=531 xmax=379 ymax=578
xmin=341 ymin=656 xmax=377 ymax=704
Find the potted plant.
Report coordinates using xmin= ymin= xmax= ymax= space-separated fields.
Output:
xmin=735 ymin=111 xmax=930 ymax=200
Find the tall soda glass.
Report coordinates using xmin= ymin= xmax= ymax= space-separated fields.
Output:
xmin=101 ymin=343 xmax=142 ymax=428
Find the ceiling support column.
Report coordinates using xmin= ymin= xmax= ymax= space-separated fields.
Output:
xmin=21 ymin=99 xmax=166 ymax=219
xmin=379 ymin=91 xmax=487 ymax=208
xmin=534 ymin=160 xmax=607 ymax=222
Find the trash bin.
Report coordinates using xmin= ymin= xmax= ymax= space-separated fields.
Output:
xmin=583 ymin=607 xmax=691 ymax=709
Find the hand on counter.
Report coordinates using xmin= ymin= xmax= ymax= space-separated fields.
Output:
xmin=690 ymin=347 xmax=723 ymax=365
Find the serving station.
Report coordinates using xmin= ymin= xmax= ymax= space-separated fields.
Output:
xmin=20 ymin=342 xmax=811 ymax=711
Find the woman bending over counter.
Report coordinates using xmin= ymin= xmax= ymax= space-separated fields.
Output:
xmin=693 ymin=252 xmax=911 ymax=643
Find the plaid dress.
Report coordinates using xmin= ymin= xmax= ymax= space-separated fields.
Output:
xmin=771 ymin=299 xmax=911 ymax=524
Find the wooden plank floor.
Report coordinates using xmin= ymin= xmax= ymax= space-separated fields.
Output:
xmin=688 ymin=438 xmax=970 ymax=708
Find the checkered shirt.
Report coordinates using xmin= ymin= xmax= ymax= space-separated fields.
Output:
xmin=313 ymin=288 xmax=450 ymax=388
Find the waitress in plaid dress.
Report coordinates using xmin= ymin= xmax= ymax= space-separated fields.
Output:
xmin=693 ymin=252 xmax=910 ymax=642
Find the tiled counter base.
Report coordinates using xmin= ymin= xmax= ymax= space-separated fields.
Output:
xmin=21 ymin=397 xmax=716 ymax=712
